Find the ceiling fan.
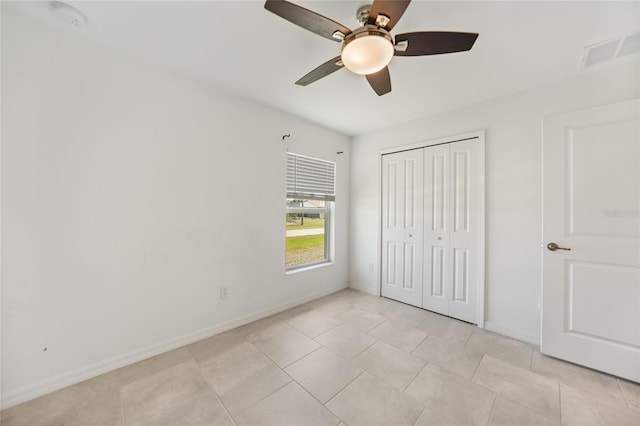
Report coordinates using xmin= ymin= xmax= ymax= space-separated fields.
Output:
xmin=264 ymin=0 xmax=479 ymax=96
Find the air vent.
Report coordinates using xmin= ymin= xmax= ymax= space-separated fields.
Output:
xmin=580 ymin=32 xmax=640 ymax=69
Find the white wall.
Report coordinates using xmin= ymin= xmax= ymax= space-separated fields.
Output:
xmin=349 ymin=61 xmax=639 ymax=344
xmin=1 ymin=11 xmax=350 ymax=407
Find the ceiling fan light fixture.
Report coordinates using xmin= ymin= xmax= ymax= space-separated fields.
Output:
xmin=341 ymin=26 xmax=394 ymax=75
xmin=264 ymin=0 xmax=479 ymax=96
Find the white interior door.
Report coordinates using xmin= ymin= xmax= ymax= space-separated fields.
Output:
xmin=381 ymin=149 xmax=424 ymax=307
xmin=542 ymin=99 xmax=640 ymax=382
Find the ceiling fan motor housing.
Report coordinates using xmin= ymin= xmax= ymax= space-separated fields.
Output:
xmin=356 ymin=5 xmax=371 ymax=26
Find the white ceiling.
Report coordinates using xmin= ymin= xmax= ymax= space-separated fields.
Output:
xmin=4 ymin=1 xmax=639 ymax=135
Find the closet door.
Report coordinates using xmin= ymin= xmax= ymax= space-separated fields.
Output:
xmin=447 ymin=139 xmax=481 ymax=323
xmin=381 ymin=150 xmax=424 ymax=307
xmin=423 ymin=144 xmax=451 ymax=315
xmin=423 ymin=140 xmax=481 ymax=323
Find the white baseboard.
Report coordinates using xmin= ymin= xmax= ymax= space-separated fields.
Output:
xmin=0 ymin=284 xmax=347 ymax=410
xmin=349 ymin=282 xmax=379 ymax=296
xmin=483 ymin=321 xmax=540 ymax=346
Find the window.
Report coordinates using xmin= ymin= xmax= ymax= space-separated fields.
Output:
xmin=286 ymin=152 xmax=335 ymax=270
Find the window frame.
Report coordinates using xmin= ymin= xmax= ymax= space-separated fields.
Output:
xmin=285 ymin=203 xmax=332 ymax=271
xmin=285 ymin=152 xmax=336 ymax=272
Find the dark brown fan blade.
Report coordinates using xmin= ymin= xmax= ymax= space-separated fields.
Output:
xmin=367 ymin=0 xmax=411 ymax=30
xmin=265 ymin=0 xmax=352 ymax=42
xmin=366 ymin=66 xmax=392 ymax=96
xmin=394 ymin=31 xmax=479 ymax=56
xmin=295 ymin=56 xmax=344 ymax=86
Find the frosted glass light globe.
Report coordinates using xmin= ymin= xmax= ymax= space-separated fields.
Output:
xmin=341 ymin=33 xmax=394 ymax=75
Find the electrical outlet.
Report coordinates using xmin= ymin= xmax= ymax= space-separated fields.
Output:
xmin=220 ymin=286 xmax=229 ymax=299
xmin=369 ymin=263 xmax=375 ymax=272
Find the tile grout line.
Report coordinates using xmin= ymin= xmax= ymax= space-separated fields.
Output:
xmin=616 ymin=378 xmax=631 ymax=408
xmin=235 ymin=336 xmax=298 ymax=413
xmin=409 ymin=332 xmax=431 ymax=357
xmin=401 ymin=364 xmax=462 ymax=426
xmin=285 ymin=307 xmax=346 ymax=336
xmin=255 ymin=329 xmax=323 ymax=371
xmin=558 ymin=381 xmax=564 ymax=424
xmin=361 ymin=321 xmax=388 ymax=334
xmin=307 ymin=319 xmax=344 ymax=341
xmin=485 ymin=392 xmax=499 ymax=426
xmin=351 ymin=334 xmax=379 ymax=359
xmin=285 ymin=374 xmax=328 ymax=408
xmin=463 ymin=327 xmax=477 ymax=346
xmin=221 ymin=343 xmax=296 ymax=415
xmin=118 ymin=378 xmax=128 ymax=426
xmin=318 ymin=342 xmax=360 ymax=363
xmin=323 ymin=370 xmax=366 ymax=410
xmin=313 ymin=324 xmax=338 ymax=342
xmin=528 ymin=347 xmax=534 ymax=371
xmin=408 ymin=332 xmax=429 ymax=354
xmin=281 ymin=345 xmax=324 ymax=370
xmin=401 ymin=361 xmax=428 ymax=394
xmin=411 ymin=407 xmax=429 ymax=426
xmin=366 ymin=319 xmax=390 ymax=336
xmin=281 ymin=366 xmax=357 ymax=425
xmin=470 ymin=354 xmax=486 ymax=382
xmin=199 ymin=369 xmax=238 ymax=426
xmin=237 ymin=376 xmax=292 ymax=417
xmin=370 ymin=315 xmax=431 ymax=352
xmin=187 ymin=344 xmax=238 ymax=426
xmin=470 ymin=351 xmax=566 ymax=419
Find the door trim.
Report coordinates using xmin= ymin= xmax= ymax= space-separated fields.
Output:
xmin=378 ymin=130 xmax=486 ymax=328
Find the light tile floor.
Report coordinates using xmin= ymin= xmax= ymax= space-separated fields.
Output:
xmin=2 ymin=289 xmax=639 ymax=426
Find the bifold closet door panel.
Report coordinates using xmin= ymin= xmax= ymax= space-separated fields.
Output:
xmin=422 ymin=144 xmax=450 ymax=315
xmin=381 ymin=150 xmax=424 ymax=308
xmin=447 ymin=139 xmax=481 ymax=323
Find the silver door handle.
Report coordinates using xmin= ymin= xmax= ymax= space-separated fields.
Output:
xmin=547 ymin=242 xmax=571 ymax=251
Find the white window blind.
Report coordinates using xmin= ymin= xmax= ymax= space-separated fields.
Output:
xmin=287 ymin=152 xmax=336 ymax=201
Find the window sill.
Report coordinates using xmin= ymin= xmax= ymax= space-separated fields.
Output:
xmin=285 ymin=261 xmax=334 ymax=275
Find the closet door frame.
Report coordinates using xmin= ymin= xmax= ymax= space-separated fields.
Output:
xmin=377 ymin=130 xmax=486 ymax=328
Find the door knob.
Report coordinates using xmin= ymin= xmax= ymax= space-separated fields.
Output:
xmin=547 ymin=242 xmax=571 ymax=251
